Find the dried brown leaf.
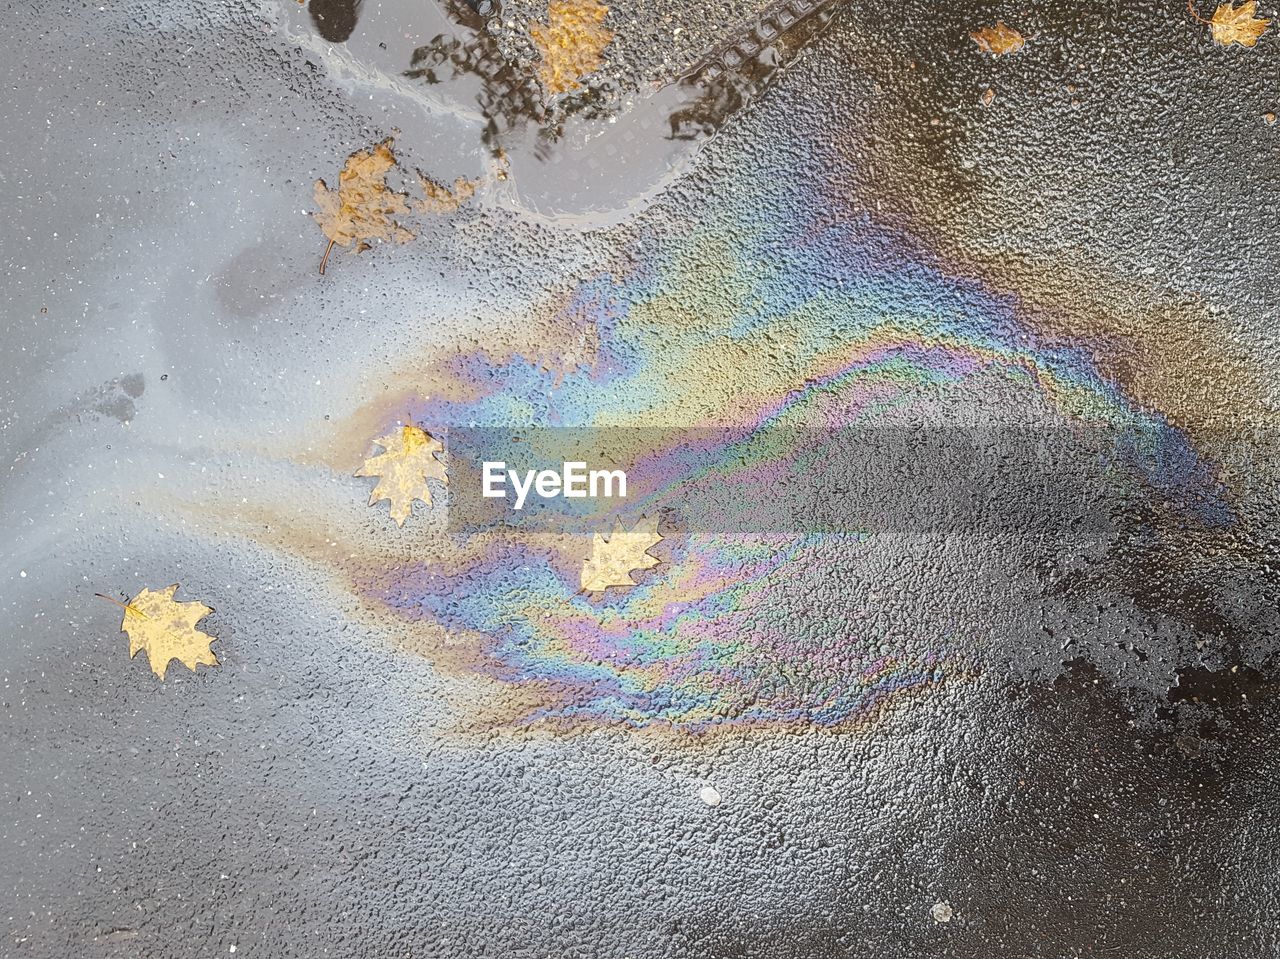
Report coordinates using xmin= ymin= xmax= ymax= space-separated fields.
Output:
xmin=1208 ymin=1 xmax=1270 ymax=46
xmin=970 ymin=22 xmax=1026 ymax=56
xmin=106 ymin=585 xmax=217 ymax=680
xmin=313 ymin=139 xmax=414 ymax=273
xmin=417 ymin=174 xmax=479 ymax=215
xmin=530 ymin=0 xmax=612 ymax=95
xmin=580 ymin=516 xmax=662 ymax=592
xmin=356 ymin=424 xmax=447 ymax=526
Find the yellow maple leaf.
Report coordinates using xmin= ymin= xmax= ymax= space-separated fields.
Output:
xmin=580 ymin=515 xmax=662 ymax=592
xmin=103 ymin=585 xmax=217 ymax=680
xmin=313 ymin=139 xmax=414 ymax=274
xmin=530 ymin=0 xmax=612 ymax=95
xmin=1206 ymin=1 xmax=1270 ymax=46
xmin=970 ymin=21 xmax=1026 ymax=56
xmin=356 ymin=424 xmax=447 ymax=526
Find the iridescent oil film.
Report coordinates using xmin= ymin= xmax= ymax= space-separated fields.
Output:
xmin=2 ymin=0 xmax=1279 ymax=956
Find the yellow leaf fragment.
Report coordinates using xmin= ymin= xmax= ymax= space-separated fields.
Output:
xmin=417 ymin=174 xmax=478 ymax=215
xmin=1208 ymin=1 xmax=1270 ymax=46
xmin=116 ymin=585 xmax=217 ymax=680
xmin=356 ymin=424 xmax=447 ymax=526
xmin=312 ymin=139 xmax=414 ymax=274
xmin=580 ymin=515 xmax=662 ymax=593
xmin=530 ymin=0 xmax=612 ymax=95
xmin=970 ymin=22 xmax=1026 ymax=56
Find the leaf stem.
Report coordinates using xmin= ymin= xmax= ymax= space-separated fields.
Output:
xmin=319 ymin=238 xmax=335 ymax=275
xmin=1187 ymin=0 xmax=1212 ymax=25
xmin=95 ymin=592 xmax=148 ymax=619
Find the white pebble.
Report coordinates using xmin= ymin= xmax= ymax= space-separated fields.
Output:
xmin=698 ymin=785 xmax=721 ymax=807
xmin=931 ymin=902 xmax=953 ymax=923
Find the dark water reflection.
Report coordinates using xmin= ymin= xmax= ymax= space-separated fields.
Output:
xmin=298 ymin=0 xmax=842 ymax=218
xmin=308 ymin=0 xmax=492 ymax=44
xmin=309 ymin=0 xmax=362 ymax=43
xmin=405 ymin=0 xmax=838 ymax=156
xmin=668 ymin=0 xmax=836 ymax=140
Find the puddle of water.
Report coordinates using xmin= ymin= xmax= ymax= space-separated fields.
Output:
xmin=281 ymin=0 xmax=839 ymax=225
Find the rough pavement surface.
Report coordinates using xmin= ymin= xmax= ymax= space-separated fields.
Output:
xmin=2 ymin=0 xmax=1279 ymax=956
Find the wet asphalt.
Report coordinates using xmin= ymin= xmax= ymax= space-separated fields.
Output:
xmin=2 ymin=0 xmax=1280 ymax=956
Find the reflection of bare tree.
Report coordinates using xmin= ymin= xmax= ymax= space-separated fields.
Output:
xmin=309 ymin=0 xmax=363 ymax=43
xmin=669 ymin=0 xmax=838 ymax=140
xmin=405 ymin=0 xmax=837 ymax=154
xmin=405 ymin=0 xmax=616 ymax=158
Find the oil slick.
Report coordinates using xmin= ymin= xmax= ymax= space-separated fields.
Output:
xmin=324 ymin=137 xmax=1240 ymax=733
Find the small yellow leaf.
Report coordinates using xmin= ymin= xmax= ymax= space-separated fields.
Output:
xmin=313 ymin=139 xmax=414 ymax=274
xmin=970 ymin=22 xmax=1026 ymax=56
xmin=115 ymin=585 xmax=217 ymax=680
xmin=580 ymin=516 xmax=662 ymax=593
xmin=1208 ymin=1 xmax=1270 ymax=46
xmin=356 ymin=424 xmax=447 ymax=526
xmin=530 ymin=0 xmax=612 ymax=95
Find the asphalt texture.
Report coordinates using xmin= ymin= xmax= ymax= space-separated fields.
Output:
xmin=2 ymin=0 xmax=1279 ymax=957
